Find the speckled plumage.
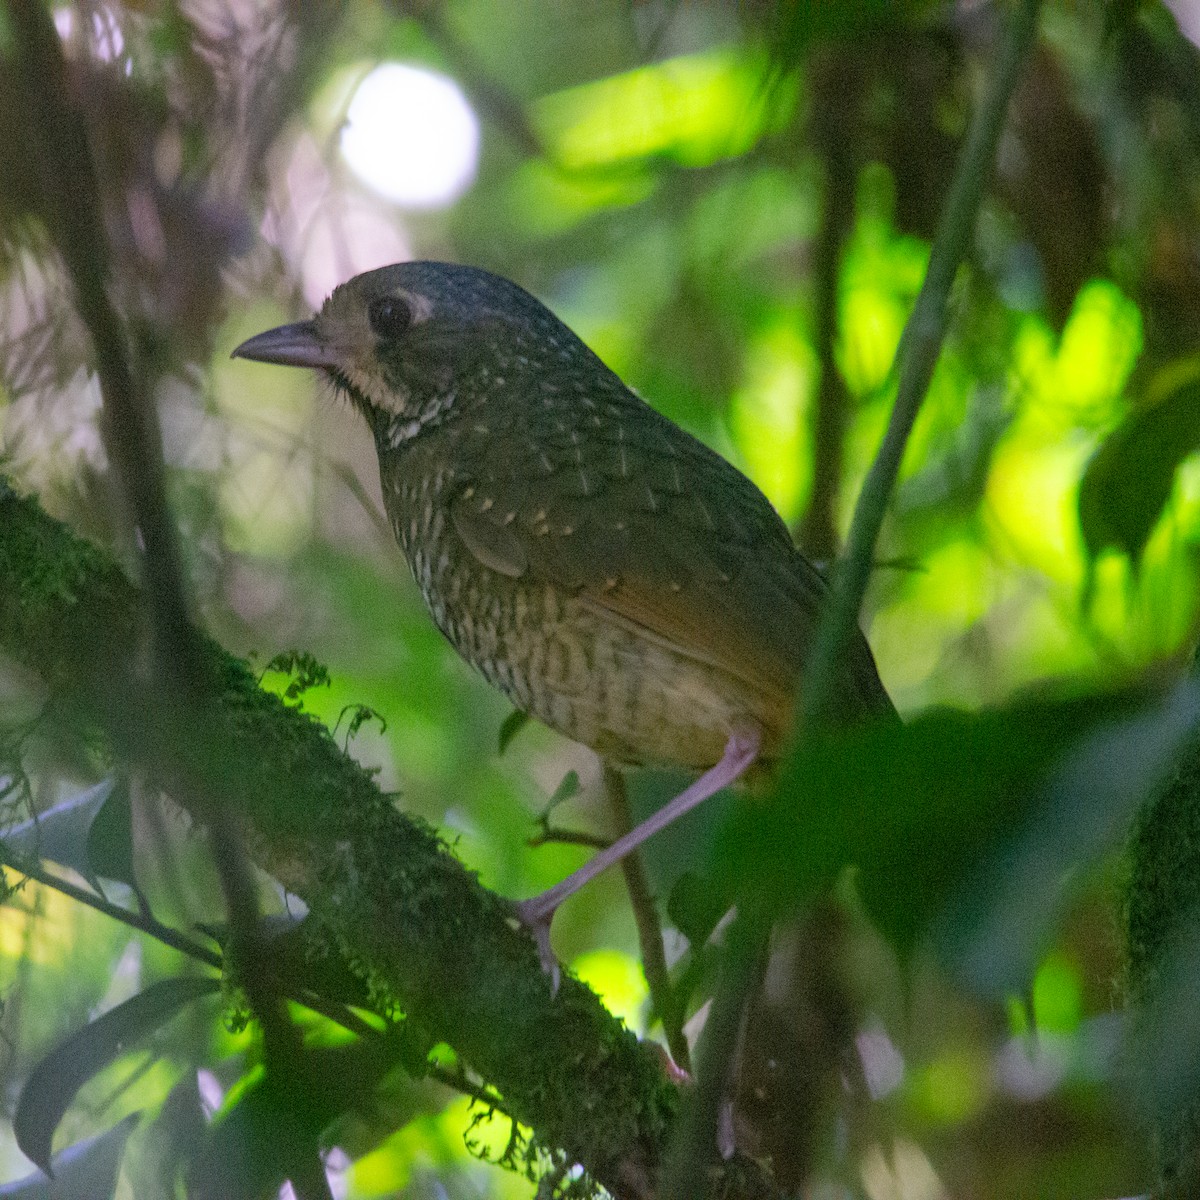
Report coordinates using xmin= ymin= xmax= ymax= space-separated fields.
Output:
xmin=238 ymin=262 xmax=894 ymax=772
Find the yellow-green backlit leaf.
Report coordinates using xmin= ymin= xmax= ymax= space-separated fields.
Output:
xmin=729 ymin=319 xmax=814 ymax=523
xmin=1032 ymin=951 xmax=1083 ymax=1035
xmin=535 ymin=49 xmax=799 ymax=171
xmin=570 ymin=948 xmax=649 ymax=1033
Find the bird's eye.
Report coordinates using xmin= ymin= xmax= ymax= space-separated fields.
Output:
xmin=368 ymin=295 xmax=413 ymax=340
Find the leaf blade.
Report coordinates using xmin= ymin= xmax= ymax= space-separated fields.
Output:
xmin=14 ymin=977 xmax=218 ymax=1174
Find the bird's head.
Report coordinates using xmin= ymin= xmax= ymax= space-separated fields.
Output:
xmin=232 ymin=261 xmax=605 ymax=439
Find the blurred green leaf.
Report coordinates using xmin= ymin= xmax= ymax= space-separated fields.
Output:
xmin=1078 ymin=368 xmax=1200 ymax=563
xmin=666 ymin=869 xmax=732 ymax=948
xmin=2 ymin=776 xmax=143 ymax=904
xmin=14 ymin=977 xmax=218 ymax=1174
xmin=726 ymin=685 xmax=1186 ymax=986
xmin=187 ymin=1036 xmax=414 ymax=1200
xmin=948 ymin=681 xmax=1200 ymax=994
xmin=534 ymin=48 xmax=800 ymax=171
xmin=3 ymin=778 xmax=116 ymax=879
xmin=84 ymin=781 xmax=139 ymax=897
xmin=1127 ymin=915 xmax=1200 ymax=1165
xmin=497 ymin=708 xmax=530 ymax=756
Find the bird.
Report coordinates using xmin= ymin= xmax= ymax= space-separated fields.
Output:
xmin=232 ymin=261 xmax=896 ymax=965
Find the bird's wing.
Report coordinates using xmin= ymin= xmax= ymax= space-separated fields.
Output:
xmin=445 ymin=406 xmax=888 ymax=733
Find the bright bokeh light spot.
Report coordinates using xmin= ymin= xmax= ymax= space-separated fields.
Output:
xmin=1053 ymin=280 xmax=1142 ymax=423
xmin=572 ymin=949 xmax=650 ymax=1032
xmin=1032 ymin=951 xmax=1083 ymax=1035
xmin=341 ymin=64 xmax=479 ymax=209
xmin=907 ymin=1047 xmax=990 ymax=1125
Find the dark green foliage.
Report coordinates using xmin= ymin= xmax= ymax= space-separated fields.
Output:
xmin=1080 ymin=371 xmax=1200 ymax=563
xmin=729 ymin=686 xmax=1189 ymax=980
xmin=260 ymin=652 xmax=332 ymax=704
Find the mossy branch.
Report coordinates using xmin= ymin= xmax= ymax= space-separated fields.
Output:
xmin=0 ymin=482 xmax=793 ymax=1199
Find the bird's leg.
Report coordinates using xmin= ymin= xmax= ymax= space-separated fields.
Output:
xmin=515 ymin=730 xmax=761 ymax=979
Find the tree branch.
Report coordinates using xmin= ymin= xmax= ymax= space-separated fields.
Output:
xmin=7 ymin=5 xmax=334 ymax=1190
xmin=796 ymin=53 xmax=857 ymax=562
xmin=0 ymin=482 xmax=789 ymax=1198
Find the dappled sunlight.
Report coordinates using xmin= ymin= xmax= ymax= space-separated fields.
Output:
xmin=570 ymin=948 xmax=651 ymax=1035
xmin=871 ymin=538 xmax=1003 ymax=703
xmin=0 ymin=872 xmax=78 ymax=966
xmin=2 ymin=2 xmax=1198 ymax=1197
xmin=535 ymin=48 xmax=799 ymax=170
xmin=349 ymin=1096 xmax=531 ymax=1199
xmin=1053 ymin=281 xmax=1142 ymax=424
xmin=986 ymin=432 xmax=1091 ymax=587
xmin=1009 ymin=281 xmax=1141 ymax=430
xmin=729 ymin=318 xmax=815 ymax=523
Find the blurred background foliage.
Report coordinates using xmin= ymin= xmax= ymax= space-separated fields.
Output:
xmin=3 ymin=0 xmax=1200 ymax=1196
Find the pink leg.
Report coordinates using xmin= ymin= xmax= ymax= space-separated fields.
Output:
xmin=515 ymin=730 xmax=761 ymax=982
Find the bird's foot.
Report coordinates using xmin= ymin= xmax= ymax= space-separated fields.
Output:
xmin=510 ymin=731 xmax=761 ymax=995
xmin=509 ymin=894 xmax=561 ymax=994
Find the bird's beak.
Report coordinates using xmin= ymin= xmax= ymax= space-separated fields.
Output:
xmin=230 ymin=320 xmax=335 ymax=370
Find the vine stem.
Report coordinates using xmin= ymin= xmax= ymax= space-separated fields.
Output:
xmin=800 ymin=0 xmax=1044 ymax=733
xmin=663 ymin=3 xmax=1044 ymax=1196
xmin=605 ymin=766 xmax=692 ymax=1074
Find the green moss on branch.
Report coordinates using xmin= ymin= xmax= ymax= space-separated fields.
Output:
xmin=0 ymin=480 xmax=684 ymax=1198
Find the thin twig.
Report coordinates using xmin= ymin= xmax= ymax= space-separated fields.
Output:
xmin=604 ymin=766 xmax=692 ymax=1074
xmin=527 ymin=826 xmax=612 ymax=851
xmin=426 ymin=1061 xmax=509 ymax=1115
xmin=799 ymin=0 xmax=1043 ymax=732
xmin=0 ymin=848 xmax=223 ymax=970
